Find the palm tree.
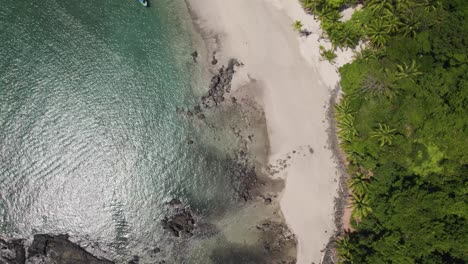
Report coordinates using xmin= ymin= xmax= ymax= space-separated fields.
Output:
xmin=348 ymin=172 xmax=370 ymax=196
xmin=319 ymin=45 xmax=338 ymax=63
xmin=395 ymin=60 xmax=422 ymax=81
xmin=353 ymin=46 xmax=385 ymax=61
xmin=301 ymin=0 xmax=321 ymax=16
xmin=382 ymin=10 xmax=402 ymax=34
xmin=371 ymin=123 xmax=396 ymax=146
xmin=395 ymin=0 xmax=412 ymax=14
xmin=335 ymin=97 xmax=354 ymax=119
xmin=292 ymin=20 xmax=303 ymax=32
xmin=335 ymin=24 xmax=361 ymax=49
xmin=367 ymin=0 xmax=393 ymax=14
xmin=350 ymin=193 xmax=372 ymax=221
xmin=398 ymin=12 xmax=421 ymax=38
xmin=320 ymin=4 xmax=342 ymax=22
xmin=341 ymin=143 xmax=363 ymax=165
xmin=337 ymin=114 xmax=358 ymax=142
xmin=336 ymin=235 xmax=353 ymax=262
xmin=420 ymin=0 xmax=442 ymax=13
xmin=366 ymin=20 xmax=390 ymax=48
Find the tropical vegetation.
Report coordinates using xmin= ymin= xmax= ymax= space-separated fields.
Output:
xmin=300 ymin=0 xmax=468 ymax=262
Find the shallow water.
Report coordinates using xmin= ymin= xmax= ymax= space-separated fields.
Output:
xmin=0 ymin=0 xmax=261 ymax=262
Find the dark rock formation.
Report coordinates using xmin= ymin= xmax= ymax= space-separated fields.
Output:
xmin=299 ymin=29 xmax=312 ymax=37
xmin=162 ymin=201 xmax=196 ymax=238
xmin=190 ymin=51 xmax=198 ymax=62
xmin=181 ymin=59 xmax=241 ymax=121
xmin=256 ymin=221 xmax=296 ymax=257
xmin=27 ymin=234 xmax=113 ymax=264
xmin=128 ymin=255 xmax=139 ymax=264
xmin=167 ymin=198 xmax=182 ymax=206
xmin=151 ymin=247 xmax=161 ymax=254
xmin=0 ymin=234 xmax=114 ymax=264
xmin=230 ymin=152 xmax=258 ymax=202
xmin=202 ymin=59 xmax=240 ymax=109
xmin=211 ymin=55 xmax=218 ymax=65
xmin=0 ymin=238 xmax=25 ymax=264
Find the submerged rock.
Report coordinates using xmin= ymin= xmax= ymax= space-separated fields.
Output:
xmin=211 ymin=55 xmax=218 ymax=65
xmin=229 ymin=153 xmax=258 ymax=202
xmin=1 ymin=234 xmax=116 ymax=264
xmin=162 ymin=201 xmax=196 ymax=238
xmin=0 ymin=238 xmax=25 ymax=264
xmin=190 ymin=51 xmax=198 ymax=62
xmin=128 ymin=255 xmax=139 ymax=264
xmin=201 ymin=58 xmax=241 ymax=109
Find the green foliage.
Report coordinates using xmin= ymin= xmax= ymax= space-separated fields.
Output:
xmin=328 ymin=21 xmax=363 ymax=49
xmin=366 ymin=20 xmax=390 ymax=48
xmin=370 ymin=123 xmax=396 ymax=146
xmin=292 ymin=20 xmax=303 ymax=32
xmin=395 ymin=60 xmax=422 ymax=81
xmin=408 ymin=143 xmax=444 ymax=176
xmin=308 ymin=0 xmax=468 ymax=262
xmin=348 ymin=172 xmax=370 ymax=196
xmin=319 ymin=45 xmax=338 ymax=63
xmin=325 ymin=0 xmax=346 ymax=8
xmin=350 ymin=193 xmax=372 ymax=221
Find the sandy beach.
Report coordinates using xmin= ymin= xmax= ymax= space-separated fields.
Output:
xmin=187 ymin=0 xmax=353 ymax=263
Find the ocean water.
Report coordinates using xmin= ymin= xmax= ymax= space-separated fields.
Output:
xmin=0 ymin=0 xmax=259 ymax=262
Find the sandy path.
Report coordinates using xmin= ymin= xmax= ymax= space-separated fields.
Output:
xmin=187 ymin=0 xmax=353 ymax=263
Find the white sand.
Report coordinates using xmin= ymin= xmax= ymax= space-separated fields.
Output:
xmin=187 ymin=0 xmax=354 ymax=263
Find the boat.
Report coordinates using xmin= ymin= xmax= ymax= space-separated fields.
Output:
xmin=138 ymin=0 xmax=148 ymax=7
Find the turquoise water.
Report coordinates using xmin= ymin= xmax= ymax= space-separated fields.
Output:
xmin=0 ymin=0 xmax=247 ymax=262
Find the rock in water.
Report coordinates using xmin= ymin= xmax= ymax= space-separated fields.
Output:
xmin=201 ymin=58 xmax=241 ymax=109
xmin=162 ymin=201 xmax=196 ymax=238
xmin=190 ymin=51 xmax=198 ymax=62
xmin=28 ymin=234 xmax=114 ymax=264
xmin=0 ymin=238 xmax=25 ymax=264
xmin=211 ymin=55 xmax=218 ymax=65
xmin=162 ymin=208 xmax=196 ymax=238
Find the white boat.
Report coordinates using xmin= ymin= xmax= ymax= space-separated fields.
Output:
xmin=138 ymin=0 xmax=148 ymax=7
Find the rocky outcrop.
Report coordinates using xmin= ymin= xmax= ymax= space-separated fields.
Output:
xmin=190 ymin=51 xmax=198 ymax=62
xmin=0 ymin=234 xmax=113 ymax=264
xmin=256 ymin=221 xmax=296 ymax=264
xmin=28 ymin=234 xmax=114 ymax=264
xmin=0 ymin=238 xmax=25 ymax=264
xmin=161 ymin=200 xmax=196 ymax=238
xmin=229 ymin=151 xmax=258 ymax=202
xmin=202 ymin=58 xmax=240 ymax=108
xmin=178 ymin=58 xmax=242 ymax=120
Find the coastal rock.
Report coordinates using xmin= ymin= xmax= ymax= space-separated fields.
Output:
xmin=201 ymin=58 xmax=241 ymax=109
xmin=229 ymin=154 xmax=258 ymax=202
xmin=211 ymin=56 xmax=218 ymax=65
xmin=299 ymin=29 xmax=312 ymax=37
xmin=162 ymin=201 xmax=196 ymax=238
xmin=257 ymin=221 xmax=296 ymax=255
xmin=0 ymin=238 xmax=25 ymax=264
xmin=27 ymin=234 xmax=113 ymax=264
xmin=190 ymin=51 xmax=198 ymax=62
xmin=150 ymin=247 xmax=161 ymax=255
xmin=167 ymin=198 xmax=182 ymax=206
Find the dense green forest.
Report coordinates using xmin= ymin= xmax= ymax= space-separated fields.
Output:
xmin=299 ymin=0 xmax=467 ymax=263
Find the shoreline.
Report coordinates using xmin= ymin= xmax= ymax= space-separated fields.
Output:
xmin=185 ymin=0 xmax=354 ymax=263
